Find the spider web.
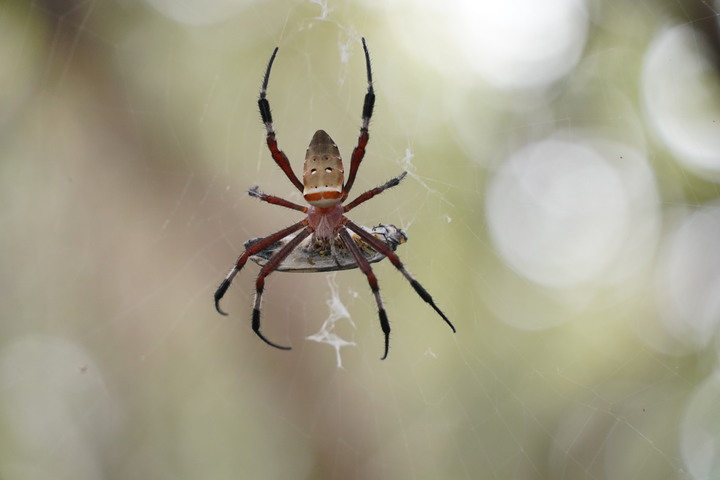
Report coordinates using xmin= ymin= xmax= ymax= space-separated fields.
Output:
xmin=306 ymin=273 xmax=357 ymax=368
xmin=2 ymin=0 xmax=720 ymax=479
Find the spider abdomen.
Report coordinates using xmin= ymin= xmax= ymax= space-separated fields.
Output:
xmin=246 ymin=224 xmax=407 ymax=272
xmin=303 ymin=130 xmax=344 ymax=207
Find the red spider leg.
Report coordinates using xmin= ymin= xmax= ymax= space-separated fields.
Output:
xmin=252 ymin=227 xmax=313 ymax=350
xmin=338 ymin=228 xmax=391 ymax=359
xmin=342 ymin=37 xmax=375 ymax=198
xmin=258 ymin=47 xmax=304 ymax=193
xmin=214 ymin=219 xmax=309 ymax=315
xmin=344 ymin=171 xmax=407 ymax=212
xmin=249 ymin=186 xmax=307 ymax=213
xmin=344 ymin=220 xmax=456 ymax=333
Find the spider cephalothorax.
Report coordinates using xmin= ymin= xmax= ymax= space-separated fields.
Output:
xmin=214 ymin=38 xmax=455 ymax=359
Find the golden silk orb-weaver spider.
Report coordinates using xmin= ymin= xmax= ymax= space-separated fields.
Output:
xmin=214 ymin=38 xmax=455 ymax=359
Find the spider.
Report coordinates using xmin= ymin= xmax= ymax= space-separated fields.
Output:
xmin=214 ymin=38 xmax=455 ymax=359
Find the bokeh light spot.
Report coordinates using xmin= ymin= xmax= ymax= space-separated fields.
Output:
xmin=681 ymin=373 xmax=720 ymax=479
xmin=642 ymin=25 xmax=720 ymax=182
xmin=392 ymin=0 xmax=589 ymax=90
xmin=487 ymin=139 xmax=629 ymax=288
xmin=656 ymin=204 xmax=720 ymax=348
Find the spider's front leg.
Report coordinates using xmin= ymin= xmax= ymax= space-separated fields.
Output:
xmin=214 ymin=219 xmax=308 ymax=315
xmin=345 ymin=220 xmax=456 ymax=334
xmin=338 ymin=228 xmax=392 ymax=359
xmin=250 ymin=228 xmax=312 ymax=350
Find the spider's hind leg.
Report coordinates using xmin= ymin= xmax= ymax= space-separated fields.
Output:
xmin=257 ymin=47 xmax=305 ymax=193
xmin=342 ymin=38 xmax=376 ymax=197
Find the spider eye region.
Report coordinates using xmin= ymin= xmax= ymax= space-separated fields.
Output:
xmin=303 ymin=129 xmax=344 ymax=207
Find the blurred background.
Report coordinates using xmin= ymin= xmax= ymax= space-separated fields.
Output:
xmin=2 ymin=0 xmax=720 ymax=478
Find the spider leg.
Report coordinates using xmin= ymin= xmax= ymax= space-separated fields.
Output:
xmin=252 ymin=227 xmax=313 ymax=350
xmin=214 ymin=219 xmax=308 ymax=315
xmin=249 ymin=186 xmax=307 ymax=213
xmin=342 ymin=38 xmax=375 ymax=198
xmin=344 ymin=171 xmax=407 ymax=212
xmin=258 ymin=47 xmax=304 ymax=193
xmin=338 ymin=228 xmax=391 ymax=360
xmin=345 ymin=220 xmax=456 ymax=333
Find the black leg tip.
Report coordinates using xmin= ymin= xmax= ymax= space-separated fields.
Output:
xmin=252 ymin=309 xmax=292 ymax=351
xmin=256 ymin=331 xmax=292 ymax=351
xmin=215 ymin=302 xmax=229 ymax=316
xmin=410 ymin=280 xmax=456 ymax=332
xmin=214 ymin=279 xmax=232 ymax=316
xmin=379 ymin=309 xmax=390 ymax=360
